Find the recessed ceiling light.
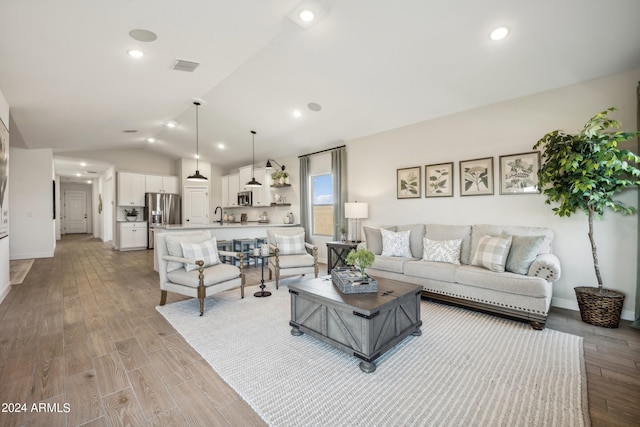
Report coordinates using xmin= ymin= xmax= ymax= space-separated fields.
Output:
xmin=80 ymin=162 xmax=87 ymax=167
xmin=147 ymin=137 xmax=156 ymax=143
xmin=129 ymin=29 xmax=158 ymax=43
xmin=127 ymin=49 xmax=144 ymax=58
xmin=86 ymin=180 xmax=92 ymax=184
xmin=489 ymin=27 xmax=509 ymax=41
xmin=217 ymin=143 xmax=225 ymax=149
xmin=299 ymin=9 xmax=315 ymax=22
xmin=164 ymin=120 xmax=178 ymax=129
xmin=194 ymin=154 xmax=200 ymax=159
xmin=293 ymin=110 xmax=302 ymax=118
xmin=75 ymin=173 xmax=81 ymax=177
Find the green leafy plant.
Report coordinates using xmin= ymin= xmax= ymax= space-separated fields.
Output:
xmin=125 ymin=208 xmax=138 ymax=216
xmin=533 ymin=107 xmax=640 ymax=290
xmin=345 ymin=248 xmax=375 ymax=279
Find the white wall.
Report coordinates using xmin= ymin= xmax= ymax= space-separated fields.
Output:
xmin=0 ymin=88 xmax=9 ymax=303
xmin=347 ymin=67 xmax=640 ymax=320
xmin=9 ymin=148 xmax=55 ymax=259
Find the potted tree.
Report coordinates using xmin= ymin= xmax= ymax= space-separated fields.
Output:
xmin=533 ymin=107 xmax=640 ymax=327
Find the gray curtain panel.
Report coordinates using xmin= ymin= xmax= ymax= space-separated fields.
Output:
xmin=332 ymin=147 xmax=347 ymax=240
xmin=633 ymin=81 xmax=640 ymax=330
xmin=299 ymin=156 xmax=312 ymax=243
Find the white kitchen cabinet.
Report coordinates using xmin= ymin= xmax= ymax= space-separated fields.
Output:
xmin=238 ymin=166 xmax=253 ymax=191
xmin=118 ymin=172 xmax=146 ymax=206
xmin=119 ymin=221 xmax=147 ymax=250
xmin=145 ymin=175 xmax=179 ymax=194
xmin=227 ymin=174 xmax=240 ymax=207
xmin=252 ymin=168 xmax=271 ymax=206
xmin=221 ymin=175 xmax=229 ymax=207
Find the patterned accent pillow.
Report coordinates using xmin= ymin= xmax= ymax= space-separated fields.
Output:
xmin=180 ymin=237 xmax=220 ymax=272
xmin=380 ymin=228 xmax=413 ymax=258
xmin=422 ymin=238 xmax=462 ymax=265
xmin=471 ymin=235 xmax=513 ymax=272
xmin=274 ymin=232 xmax=306 ymax=255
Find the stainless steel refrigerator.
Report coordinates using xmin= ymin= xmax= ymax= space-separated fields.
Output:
xmin=145 ymin=192 xmax=181 ymax=249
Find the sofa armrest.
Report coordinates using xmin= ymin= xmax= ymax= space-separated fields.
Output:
xmin=527 ymin=253 xmax=562 ymax=282
xmin=162 ymin=255 xmax=200 ymax=265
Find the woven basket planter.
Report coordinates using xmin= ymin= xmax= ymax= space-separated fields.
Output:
xmin=574 ymin=286 xmax=624 ymax=328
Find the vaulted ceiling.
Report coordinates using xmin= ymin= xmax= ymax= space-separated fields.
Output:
xmin=1 ymin=0 xmax=639 ymax=181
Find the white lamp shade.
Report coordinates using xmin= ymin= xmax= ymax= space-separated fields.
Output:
xmin=345 ymin=202 xmax=368 ymax=219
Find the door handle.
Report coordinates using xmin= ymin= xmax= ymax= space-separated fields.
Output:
xmin=84 ymin=214 xmax=87 ymax=218
xmin=186 ymin=218 xmax=190 ymax=222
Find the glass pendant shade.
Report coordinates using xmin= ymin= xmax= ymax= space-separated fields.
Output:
xmin=187 ymin=101 xmax=208 ymax=182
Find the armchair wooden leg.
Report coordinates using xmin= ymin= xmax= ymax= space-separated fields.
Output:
xmin=275 ymin=269 xmax=280 ymax=290
xmin=241 ymin=273 xmax=245 ymax=298
xmin=160 ymin=290 xmax=167 ymax=306
xmin=196 ymin=260 xmax=205 ymax=316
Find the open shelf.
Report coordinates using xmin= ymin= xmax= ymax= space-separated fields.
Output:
xmin=270 ymin=203 xmax=292 ymax=206
xmin=271 ymin=183 xmax=291 ymax=188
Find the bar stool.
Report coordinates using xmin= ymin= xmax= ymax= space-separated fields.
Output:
xmin=232 ymin=238 xmax=256 ymax=267
xmin=216 ymin=239 xmax=232 ymax=264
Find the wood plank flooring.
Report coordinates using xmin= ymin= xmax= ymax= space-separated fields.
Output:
xmin=0 ymin=234 xmax=639 ymax=426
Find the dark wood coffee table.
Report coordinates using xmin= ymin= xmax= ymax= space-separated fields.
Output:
xmin=289 ymin=277 xmax=422 ymax=373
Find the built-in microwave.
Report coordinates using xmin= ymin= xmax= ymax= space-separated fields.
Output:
xmin=238 ymin=191 xmax=253 ymax=206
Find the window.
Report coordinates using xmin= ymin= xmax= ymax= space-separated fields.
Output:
xmin=312 ymin=174 xmax=333 ymax=236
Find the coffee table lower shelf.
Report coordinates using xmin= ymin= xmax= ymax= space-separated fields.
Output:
xmin=289 ymin=278 xmax=422 ymax=373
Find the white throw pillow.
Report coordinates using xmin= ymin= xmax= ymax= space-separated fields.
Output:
xmin=274 ymin=232 xmax=306 ymax=255
xmin=380 ymin=228 xmax=413 ymax=258
xmin=180 ymin=237 xmax=220 ymax=272
xmin=471 ymin=235 xmax=513 ymax=273
xmin=422 ymin=238 xmax=461 ymax=265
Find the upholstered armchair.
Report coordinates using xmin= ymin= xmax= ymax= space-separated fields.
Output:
xmin=266 ymin=227 xmax=318 ymax=289
xmin=156 ymin=231 xmax=245 ymax=316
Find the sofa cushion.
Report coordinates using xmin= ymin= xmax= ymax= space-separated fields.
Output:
xmin=422 ymin=238 xmax=461 ymax=265
xmin=270 ymin=253 xmax=315 ymax=269
xmin=504 ymin=234 xmax=545 ymax=275
xmin=425 ymin=225 xmax=472 ymax=265
xmin=371 ymin=255 xmax=413 ymax=274
xmin=180 ymin=237 xmax=220 ymax=272
xmin=274 ymin=232 xmax=306 ymax=255
xmin=380 ymin=229 xmax=413 ymax=257
xmin=404 ymin=260 xmax=457 ymax=282
xmin=396 ymin=224 xmax=426 ymax=258
xmin=455 ymin=265 xmax=550 ymax=298
xmin=363 ymin=226 xmax=396 ymax=255
xmin=165 ymin=231 xmax=211 ymax=273
xmin=471 ymin=235 xmax=512 ymax=273
xmin=167 ymin=263 xmax=240 ymax=288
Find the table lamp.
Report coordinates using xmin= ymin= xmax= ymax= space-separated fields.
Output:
xmin=345 ymin=201 xmax=368 ymax=242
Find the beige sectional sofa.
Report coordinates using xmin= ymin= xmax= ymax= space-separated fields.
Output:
xmin=361 ymin=224 xmax=562 ymax=329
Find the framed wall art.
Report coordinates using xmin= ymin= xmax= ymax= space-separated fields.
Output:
xmin=499 ymin=151 xmax=540 ymax=195
xmin=397 ymin=166 xmax=421 ymax=199
xmin=460 ymin=157 xmax=493 ymax=196
xmin=425 ymin=162 xmax=454 ymax=197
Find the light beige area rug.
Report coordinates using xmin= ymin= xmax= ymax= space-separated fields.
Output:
xmin=9 ymin=259 xmax=34 ymax=285
xmin=157 ymin=279 xmax=590 ymax=427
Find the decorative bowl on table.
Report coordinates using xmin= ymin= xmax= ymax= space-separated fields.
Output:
xmin=126 ymin=216 xmax=137 ymax=222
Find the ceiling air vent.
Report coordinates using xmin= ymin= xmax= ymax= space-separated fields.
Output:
xmin=122 ymin=129 xmax=138 ymax=133
xmin=84 ymin=171 xmax=98 ymax=174
xmin=171 ymin=59 xmax=200 ymax=72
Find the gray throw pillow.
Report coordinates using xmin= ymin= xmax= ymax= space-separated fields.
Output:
xmin=505 ymin=234 xmax=545 ymax=275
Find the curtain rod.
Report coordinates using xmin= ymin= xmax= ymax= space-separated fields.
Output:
xmin=298 ymin=145 xmax=346 ymax=158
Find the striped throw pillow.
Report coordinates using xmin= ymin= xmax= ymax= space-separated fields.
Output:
xmin=471 ymin=235 xmax=512 ymax=272
xmin=180 ymin=237 xmax=220 ymax=272
xmin=274 ymin=233 xmax=306 ymax=255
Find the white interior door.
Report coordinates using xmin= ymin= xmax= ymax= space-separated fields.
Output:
xmin=184 ymin=186 xmax=209 ymax=225
xmin=64 ymin=190 xmax=87 ymax=234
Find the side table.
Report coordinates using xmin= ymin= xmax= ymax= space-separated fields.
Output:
xmin=250 ymin=253 xmax=272 ymax=297
xmin=326 ymin=241 xmax=360 ymax=274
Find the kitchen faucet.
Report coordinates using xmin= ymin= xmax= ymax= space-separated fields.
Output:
xmin=214 ymin=206 xmax=223 ymax=225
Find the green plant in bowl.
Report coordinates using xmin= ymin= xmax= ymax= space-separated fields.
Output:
xmin=346 ymin=248 xmax=375 ymax=279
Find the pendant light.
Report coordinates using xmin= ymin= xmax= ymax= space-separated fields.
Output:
xmin=187 ymin=101 xmax=208 ymax=182
xmin=245 ymin=130 xmax=262 ymax=187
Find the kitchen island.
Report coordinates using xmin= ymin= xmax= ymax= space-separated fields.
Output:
xmin=153 ymin=222 xmax=300 ymax=270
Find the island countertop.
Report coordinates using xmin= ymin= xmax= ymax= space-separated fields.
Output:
xmin=159 ymin=222 xmax=299 ymax=230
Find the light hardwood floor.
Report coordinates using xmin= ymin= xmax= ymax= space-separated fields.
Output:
xmin=0 ymin=234 xmax=638 ymax=426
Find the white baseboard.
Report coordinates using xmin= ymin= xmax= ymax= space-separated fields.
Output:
xmin=552 ymin=297 xmax=635 ymax=321
xmin=10 ymin=251 xmax=54 ymax=260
